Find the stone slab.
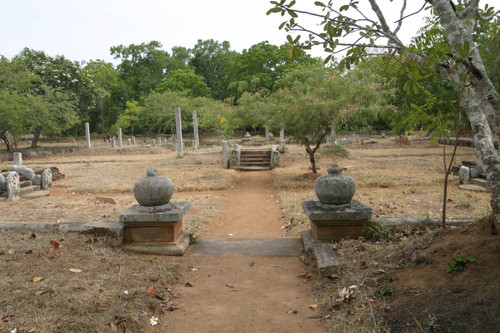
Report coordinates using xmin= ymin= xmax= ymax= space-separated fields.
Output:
xmin=302 ymin=200 xmax=372 ymax=221
xmin=119 ymin=202 xmax=190 ymax=223
xmin=188 ymin=238 xmax=303 ymax=256
xmin=301 ymin=230 xmax=313 ymax=253
xmin=22 ymin=190 xmax=50 ymax=199
xmin=458 ymin=184 xmax=488 ymax=192
xmin=123 ymin=231 xmax=191 ymax=256
xmin=313 ymin=242 xmax=340 ymax=277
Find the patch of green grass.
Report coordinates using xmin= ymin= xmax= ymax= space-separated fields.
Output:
xmin=363 ymin=221 xmax=396 ymax=242
xmin=447 ymin=256 xmax=476 ymax=273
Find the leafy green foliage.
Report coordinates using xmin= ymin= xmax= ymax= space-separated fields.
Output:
xmin=447 ymin=256 xmax=476 ymax=273
xmin=363 ymin=221 xmax=396 ymax=242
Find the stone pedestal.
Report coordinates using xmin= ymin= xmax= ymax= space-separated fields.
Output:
xmin=119 ymin=202 xmax=191 ymax=255
xmin=302 ymin=200 xmax=372 ymax=241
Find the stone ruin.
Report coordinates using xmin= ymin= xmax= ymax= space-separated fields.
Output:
xmin=301 ymin=164 xmax=373 ymax=276
xmin=0 ymin=153 xmax=54 ymax=200
xmin=119 ymin=169 xmax=191 ymax=255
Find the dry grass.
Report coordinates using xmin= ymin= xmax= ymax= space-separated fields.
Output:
xmin=0 ymin=230 xmax=180 ymax=332
xmin=275 ymin=138 xmax=491 ymax=230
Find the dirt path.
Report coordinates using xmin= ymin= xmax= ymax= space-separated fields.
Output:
xmin=203 ymin=171 xmax=286 ymax=238
xmin=155 ymin=171 xmax=325 ymax=332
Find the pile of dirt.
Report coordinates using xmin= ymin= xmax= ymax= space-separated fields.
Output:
xmin=380 ymin=216 xmax=500 ymax=332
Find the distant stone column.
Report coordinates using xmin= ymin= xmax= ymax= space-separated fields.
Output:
xmin=222 ymin=141 xmax=229 ymax=168
xmin=265 ymin=127 xmax=270 ymax=145
xmin=280 ymin=128 xmax=285 ymax=146
xmin=192 ymin=110 xmax=200 ymax=149
xmin=175 ymin=107 xmax=184 ymax=158
xmin=158 ymin=137 xmax=162 ymax=145
xmin=127 ymin=138 xmax=131 ymax=145
xmin=152 ymin=139 xmax=156 ymax=146
xmin=118 ymin=128 xmax=123 ymax=147
xmin=85 ymin=122 xmax=91 ymax=148
xmin=111 ymin=137 xmax=116 ymax=148
xmin=13 ymin=152 xmax=22 ymax=166
xmin=132 ymin=136 xmax=136 ymax=145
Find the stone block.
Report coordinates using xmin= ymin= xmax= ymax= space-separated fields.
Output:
xmin=313 ymin=243 xmax=340 ymax=277
xmin=302 ymin=200 xmax=372 ymax=221
xmin=10 ymin=165 xmax=35 ymax=181
xmin=119 ymin=202 xmax=190 ymax=223
xmin=123 ymin=231 xmax=191 ymax=256
xmin=41 ymin=168 xmax=52 ymax=190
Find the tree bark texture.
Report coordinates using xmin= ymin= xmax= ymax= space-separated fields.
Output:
xmin=432 ymin=0 xmax=500 ymax=214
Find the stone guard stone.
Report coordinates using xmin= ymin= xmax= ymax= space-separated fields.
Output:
xmin=119 ymin=202 xmax=190 ymax=223
xmin=302 ymin=200 xmax=372 ymax=222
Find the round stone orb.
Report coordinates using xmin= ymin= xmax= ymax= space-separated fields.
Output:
xmin=314 ymin=164 xmax=355 ymax=204
xmin=133 ymin=168 xmax=174 ymax=206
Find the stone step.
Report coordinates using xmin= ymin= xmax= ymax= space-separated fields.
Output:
xmin=239 ymin=166 xmax=271 ymax=171
xmin=22 ymin=190 xmax=50 ymax=199
xmin=188 ymin=238 xmax=303 ymax=256
xmin=19 ymin=185 xmax=40 ymax=195
xmin=240 ymin=162 xmax=272 ymax=167
xmin=20 ymin=180 xmax=33 ymax=188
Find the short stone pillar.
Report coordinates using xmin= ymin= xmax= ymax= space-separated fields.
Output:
xmin=158 ymin=137 xmax=162 ymax=145
xmin=265 ymin=127 xmax=270 ymax=145
xmin=85 ymin=122 xmax=91 ymax=149
xmin=13 ymin=152 xmax=22 ymax=166
xmin=6 ymin=171 xmax=20 ymax=200
xmin=279 ymin=129 xmax=285 ymax=146
xmin=111 ymin=137 xmax=116 ymax=148
xmin=302 ymin=165 xmax=372 ymax=241
xmin=459 ymin=166 xmax=470 ymax=184
xmin=192 ymin=110 xmax=200 ymax=149
xmin=127 ymin=138 xmax=131 ymax=145
xmin=118 ymin=128 xmax=123 ymax=147
xmin=132 ymin=136 xmax=136 ymax=145
xmin=41 ymin=168 xmax=52 ymax=190
xmin=119 ymin=169 xmax=191 ymax=255
xmin=152 ymin=139 xmax=156 ymax=146
xmin=175 ymin=107 xmax=184 ymax=158
xmin=222 ymin=140 xmax=229 ymax=168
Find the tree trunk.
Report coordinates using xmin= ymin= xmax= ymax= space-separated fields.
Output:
xmin=432 ymin=0 xmax=500 ymax=214
xmin=31 ymin=127 xmax=42 ymax=148
xmin=305 ymin=142 xmax=318 ymax=173
xmin=0 ymin=131 xmax=13 ymax=151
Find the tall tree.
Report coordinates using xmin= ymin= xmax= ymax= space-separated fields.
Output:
xmin=110 ymin=41 xmax=171 ymax=101
xmin=189 ymin=39 xmax=238 ymax=100
xmin=268 ymin=0 xmax=500 ymax=214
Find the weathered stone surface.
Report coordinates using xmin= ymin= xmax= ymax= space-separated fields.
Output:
xmin=9 ymin=165 xmax=35 ymax=180
xmin=458 ymin=166 xmax=470 ymax=184
xmin=230 ymin=145 xmax=241 ymax=169
xmin=312 ymin=242 xmax=340 ymax=277
xmin=32 ymin=175 xmax=42 ymax=185
xmin=271 ymin=145 xmax=281 ymax=168
xmin=119 ymin=202 xmax=190 ymax=223
xmin=222 ymin=140 xmax=229 ymax=168
xmin=0 ymin=174 xmax=5 ymax=192
xmin=314 ymin=165 xmax=355 ymax=204
xmin=133 ymin=169 xmax=174 ymax=206
xmin=123 ymin=231 xmax=191 ymax=256
xmin=458 ymin=184 xmax=488 ymax=192
xmin=41 ymin=168 xmax=52 ymax=190
xmin=302 ymin=200 xmax=373 ymax=221
xmin=6 ymin=171 xmax=20 ymax=200
xmin=13 ymin=152 xmax=22 ymax=166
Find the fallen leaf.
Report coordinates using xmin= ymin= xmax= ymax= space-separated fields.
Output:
xmin=33 ymin=276 xmax=44 ymax=282
xmin=286 ymin=310 xmax=298 ymax=314
xmin=185 ymin=282 xmax=194 ymax=287
xmin=30 ymin=233 xmax=36 ymax=239
xmin=22 ymin=230 xmax=30 ymax=235
xmin=49 ymin=240 xmax=60 ymax=249
xmin=309 ymin=304 xmax=318 ymax=311
xmin=225 ymin=283 xmax=234 ymax=288
xmin=25 ymin=249 xmax=33 ymax=254
xmin=69 ymin=268 xmax=82 ymax=273
xmin=7 ymin=249 xmax=14 ymax=255
xmin=105 ymin=238 xmax=113 ymax=247
xmin=145 ymin=276 xmax=159 ymax=282
xmin=147 ymin=286 xmax=155 ymax=296
xmin=328 ymin=274 xmax=339 ymax=280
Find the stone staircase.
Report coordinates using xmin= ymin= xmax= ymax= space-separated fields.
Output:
xmin=1 ymin=171 xmax=49 ymax=198
xmin=239 ymin=149 xmax=272 ymax=171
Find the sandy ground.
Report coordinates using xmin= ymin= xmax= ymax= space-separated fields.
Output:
xmin=153 ymin=171 xmax=325 ymax=332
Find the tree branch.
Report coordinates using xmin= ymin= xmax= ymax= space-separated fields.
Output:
xmin=394 ymin=0 xmax=407 ymax=34
xmin=459 ymin=0 xmax=479 ymax=19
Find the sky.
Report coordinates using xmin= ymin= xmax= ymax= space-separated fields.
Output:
xmin=1 ymin=0 xmax=444 ymax=64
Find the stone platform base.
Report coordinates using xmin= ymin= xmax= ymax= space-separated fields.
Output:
xmin=123 ymin=230 xmax=191 ymax=256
